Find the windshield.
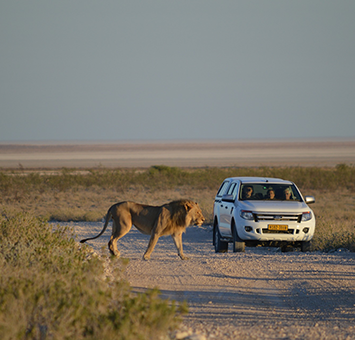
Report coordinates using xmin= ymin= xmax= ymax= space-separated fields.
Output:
xmin=239 ymin=183 xmax=302 ymax=202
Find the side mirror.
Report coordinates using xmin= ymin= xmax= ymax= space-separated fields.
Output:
xmin=305 ymin=196 xmax=315 ymax=204
xmin=222 ymin=194 xmax=235 ymax=203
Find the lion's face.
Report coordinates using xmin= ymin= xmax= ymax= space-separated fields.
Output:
xmin=190 ymin=203 xmax=205 ymax=226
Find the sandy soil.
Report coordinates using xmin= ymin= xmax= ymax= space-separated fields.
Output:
xmin=58 ymin=221 xmax=355 ymax=340
xmin=12 ymin=139 xmax=355 ymax=338
xmin=2 ymin=139 xmax=355 ymax=168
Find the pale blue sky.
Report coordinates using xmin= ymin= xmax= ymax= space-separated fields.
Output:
xmin=1 ymin=1 xmax=354 ymax=142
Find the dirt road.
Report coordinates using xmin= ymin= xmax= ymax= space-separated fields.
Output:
xmin=63 ymin=221 xmax=355 ymax=340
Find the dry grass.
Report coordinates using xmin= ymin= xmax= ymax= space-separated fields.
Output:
xmin=309 ymin=189 xmax=355 ymax=251
xmin=0 ymin=186 xmax=215 ymax=223
xmin=1 ymin=165 xmax=354 ymax=251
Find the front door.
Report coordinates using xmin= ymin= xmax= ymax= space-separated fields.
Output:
xmin=219 ymin=182 xmax=239 ymax=237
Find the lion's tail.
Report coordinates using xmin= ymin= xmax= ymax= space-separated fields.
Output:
xmin=80 ymin=209 xmax=112 ymax=243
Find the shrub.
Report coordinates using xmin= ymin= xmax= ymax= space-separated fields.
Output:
xmin=0 ymin=213 xmax=187 ymax=339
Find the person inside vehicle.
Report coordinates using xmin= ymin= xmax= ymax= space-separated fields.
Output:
xmin=242 ymin=186 xmax=254 ymax=199
xmin=266 ymin=189 xmax=275 ymax=200
xmin=283 ymin=188 xmax=292 ymax=200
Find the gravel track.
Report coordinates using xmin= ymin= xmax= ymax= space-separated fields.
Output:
xmin=62 ymin=221 xmax=355 ymax=340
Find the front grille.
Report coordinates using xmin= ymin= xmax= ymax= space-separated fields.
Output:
xmin=254 ymin=213 xmax=301 ymax=223
xmin=262 ymin=228 xmax=294 ymax=234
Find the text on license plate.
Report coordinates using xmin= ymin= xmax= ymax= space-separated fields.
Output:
xmin=268 ymin=224 xmax=288 ymax=231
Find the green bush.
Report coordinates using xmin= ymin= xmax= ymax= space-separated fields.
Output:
xmin=0 ymin=213 xmax=187 ymax=340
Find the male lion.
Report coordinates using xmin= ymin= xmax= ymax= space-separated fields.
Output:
xmin=80 ymin=199 xmax=205 ymax=260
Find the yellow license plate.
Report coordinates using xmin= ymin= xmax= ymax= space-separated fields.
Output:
xmin=268 ymin=224 xmax=288 ymax=231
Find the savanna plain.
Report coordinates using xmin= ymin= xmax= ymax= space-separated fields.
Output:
xmin=1 ymin=145 xmax=355 ymax=339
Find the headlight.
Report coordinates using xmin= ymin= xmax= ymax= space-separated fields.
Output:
xmin=301 ymin=211 xmax=312 ymax=221
xmin=240 ymin=210 xmax=254 ymax=220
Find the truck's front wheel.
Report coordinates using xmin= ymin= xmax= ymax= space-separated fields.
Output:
xmin=214 ymin=225 xmax=228 ymax=253
xmin=232 ymin=222 xmax=245 ymax=252
xmin=301 ymin=240 xmax=311 ymax=252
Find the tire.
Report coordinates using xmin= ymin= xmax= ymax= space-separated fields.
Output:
xmin=214 ymin=225 xmax=228 ymax=253
xmin=213 ymin=219 xmax=217 ymax=246
xmin=301 ymin=240 xmax=311 ymax=252
xmin=281 ymin=244 xmax=294 ymax=252
xmin=232 ymin=222 xmax=245 ymax=252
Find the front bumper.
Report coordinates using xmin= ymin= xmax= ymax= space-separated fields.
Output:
xmin=236 ymin=219 xmax=315 ymax=242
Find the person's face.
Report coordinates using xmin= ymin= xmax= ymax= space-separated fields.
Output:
xmin=284 ymin=190 xmax=291 ymax=199
xmin=244 ymin=187 xmax=253 ymax=198
xmin=268 ymin=190 xmax=275 ymax=199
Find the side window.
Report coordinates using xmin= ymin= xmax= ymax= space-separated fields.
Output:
xmin=216 ymin=181 xmax=229 ymax=197
xmin=227 ymin=183 xmax=236 ymax=195
xmin=231 ymin=183 xmax=239 ymax=200
xmin=226 ymin=182 xmax=239 ymax=200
